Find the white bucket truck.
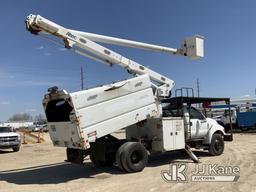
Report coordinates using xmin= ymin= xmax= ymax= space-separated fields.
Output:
xmin=25 ymin=14 xmax=232 ymax=172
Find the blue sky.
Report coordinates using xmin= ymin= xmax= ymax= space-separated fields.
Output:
xmin=0 ymin=0 xmax=255 ymax=121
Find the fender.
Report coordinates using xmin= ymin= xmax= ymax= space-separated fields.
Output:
xmin=203 ymin=118 xmax=226 ymax=145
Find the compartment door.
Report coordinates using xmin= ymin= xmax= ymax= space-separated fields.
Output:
xmin=162 ymin=118 xmax=185 ymax=151
xmin=174 ymin=120 xmax=185 ymax=149
xmin=162 ymin=118 xmax=175 ymax=150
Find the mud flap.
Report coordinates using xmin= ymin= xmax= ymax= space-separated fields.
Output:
xmin=224 ymin=134 xmax=233 ymax=141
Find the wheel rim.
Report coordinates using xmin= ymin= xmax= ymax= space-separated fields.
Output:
xmin=68 ymin=150 xmax=77 ymax=161
xmin=130 ymin=150 xmax=143 ymax=164
xmin=214 ymin=138 xmax=223 ymax=152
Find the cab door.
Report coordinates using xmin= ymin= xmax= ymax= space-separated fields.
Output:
xmin=189 ymin=107 xmax=208 ymax=139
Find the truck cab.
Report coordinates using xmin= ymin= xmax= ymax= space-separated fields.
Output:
xmin=162 ymin=97 xmax=233 ymax=155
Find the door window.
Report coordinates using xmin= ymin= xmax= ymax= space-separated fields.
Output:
xmin=189 ymin=107 xmax=205 ymax=120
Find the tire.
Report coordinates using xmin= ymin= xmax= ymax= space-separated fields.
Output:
xmin=116 ymin=142 xmax=130 ymax=171
xmin=90 ymin=152 xmax=114 ymax=167
xmin=12 ymin=146 xmax=20 ymax=152
xmin=66 ymin=148 xmax=76 ymax=162
xmin=66 ymin=148 xmax=84 ymax=164
xmin=119 ymin=142 xmax=148 ymax=173
xmin=209 ymin=133 xmax=224 ymax=156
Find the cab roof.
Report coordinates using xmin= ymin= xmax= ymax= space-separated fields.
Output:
xmin=162 ymin=96 xmax=230 ymax=108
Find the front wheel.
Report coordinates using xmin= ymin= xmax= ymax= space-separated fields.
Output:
xmin=12 ymin=146 xmax=20 ymax=152
xmin=208 ymin=133 xmax=224 ymax=156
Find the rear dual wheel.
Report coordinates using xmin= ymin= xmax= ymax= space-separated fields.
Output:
xmin=116 ymin=142 xmax=148 ymax=173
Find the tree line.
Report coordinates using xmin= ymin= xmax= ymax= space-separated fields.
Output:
xmin=8 ymin=113 xmax=47 ymax=123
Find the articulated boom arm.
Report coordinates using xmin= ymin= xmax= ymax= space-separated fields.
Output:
xmin=25 ymin=14 xmax=204 ymax=97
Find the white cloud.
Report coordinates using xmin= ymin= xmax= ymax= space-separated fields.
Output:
xmin=0 ymin=68 xmax=65 ymax=88
xmin=58 ymin=47 xmax=67 ymax=51
xmin=44 ymin=52 xmax=52 ymax=56
xmin=36 ymin=46 xmax=44 ymax=50
xmin=35 ymin=46 xmax=52 ymax=56
xmin=16 ymin=80 xmax=62 ymax=87
xmin=26 ymin=109 xmax=37 ymax=112
xmin=241 ymin=94 xmax=250 ymax=98
xmin=0 ymin=101 xmax=10 ymax=105
xmin=0 ymin=70 xmax=15 ymax=80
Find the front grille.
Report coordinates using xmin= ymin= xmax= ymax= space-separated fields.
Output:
xmin=0 ymin=136 xmax=18 ymax=142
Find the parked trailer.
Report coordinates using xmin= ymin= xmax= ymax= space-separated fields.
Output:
xmin=237 ymin=111 xmax=256 ymax=130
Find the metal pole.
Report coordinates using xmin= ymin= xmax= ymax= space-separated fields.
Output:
xmin=197 ymin=79 xmax=200 ymax=108
xmin=227 ymin=99 xmax=233 ymax=141
xmin=81 ymin=66 xmax=84 ymax=90
xmin=197 ymin=79 xmax=200 ymax=97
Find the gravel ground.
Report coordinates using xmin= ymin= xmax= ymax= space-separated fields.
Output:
xmin=0 ymin=132 xmax=256 ymax=192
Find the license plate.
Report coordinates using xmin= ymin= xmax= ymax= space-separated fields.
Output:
xmin=1 ymin=142 xmax=10 ymax=146
xmin=1 ymin=142 xmax=16 ymax=146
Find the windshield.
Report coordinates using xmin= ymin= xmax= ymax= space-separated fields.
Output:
xmin=0 ymin=127 xmax=12 ymax=133
xmin=223 ymin=110 xmax=234 ymax=116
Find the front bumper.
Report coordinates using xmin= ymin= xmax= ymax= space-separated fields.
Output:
xmin=0 ymin=141 xmax=21 ymax=149
xmin=224 ymin=134 xmax=233 ymax=141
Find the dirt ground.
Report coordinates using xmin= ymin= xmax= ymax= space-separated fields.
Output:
xmin=0 ymin=132 xmax=256 ymax=192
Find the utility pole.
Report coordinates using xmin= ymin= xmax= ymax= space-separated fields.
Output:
xmin=197 ymin=78 xmax=200 ymax=97
xmin=81 ymin=66 xmax=84 ymax=90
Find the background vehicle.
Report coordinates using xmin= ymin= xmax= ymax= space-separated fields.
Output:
xmin=27 ymin=124 xmax=48 ymax=132
xmin=0 ymin=126 xmax=21 ymax=152
xmin=25 ymin=14 xmax=232 ymax=172
xmin=211 ymin=103 xmax=256 ymax=131
xmin=39 ymin=124 xmax=49 ymax=132
xmin=237 ymin=109 xmax=256 ymax=130
xmin=27 ymin=125 xmax=38 ymax=132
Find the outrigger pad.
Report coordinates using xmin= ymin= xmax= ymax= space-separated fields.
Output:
xmin=185 ymin=144 xmax=200 ymax=163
